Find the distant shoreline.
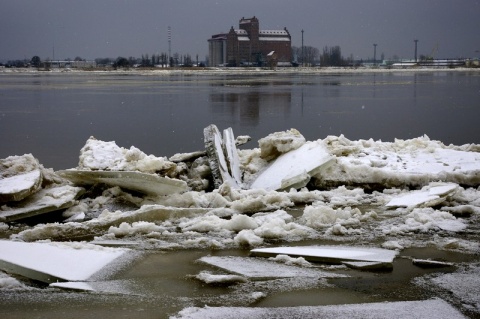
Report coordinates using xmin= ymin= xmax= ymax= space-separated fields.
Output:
xmin=1 ymin=66 xmax=479 ymax=75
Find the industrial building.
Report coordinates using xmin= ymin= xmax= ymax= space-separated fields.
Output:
xmin=208 ymin=17 xmax=292 ymax=67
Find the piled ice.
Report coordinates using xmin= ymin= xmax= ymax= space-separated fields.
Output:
xmin=0 ymin=154 xmax=84 ymax=222
xmin=1 ymin=125 xmax=480 ymax=317
xmin=1 ymin=126 xmax=479 ymax=246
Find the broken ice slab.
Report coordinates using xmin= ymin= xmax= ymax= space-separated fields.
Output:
xmin=171 ymin=298 xmax=466 ymax=319
xmin=313 ymin=136 xmax=480 ymax=189
xmin=0 ymin=240 xmax=128 ymax=283
xmin=0 ymin=154 xmax=43 ymax=202
xmin=50 ymin=281 xmax=95 ymax=291
xmin=342 ymin=261 xmax=393 ymax=270
xmin=249 ymin=140 xmax=334 ymax=191
xmin=168 ymin=150 xmax=206 ymax=163
xmin=250 ymin=246 xmax=397 ymax=265
xmin=412 ymin=259 xmax=454 ymax=268
xmin=0 ymin=170 xmax=42 ymax=202
xmin=198 ymin=256 xmax=346 ymax=280
xmin=57 ymin=170 xmax=187 ymax=196
xmin=15 ymin=205 xmax=210 ymax=242
xmin=386 ymin=183 xmax=458 ymax=208
xmin=50 ymin=279 xmax=140 ymax=295
xmin=204 ymin=125 xmax=241 ymax=189
xmin=223 ymin=128 xmax=242 ymax=185
xmin=0 ymin=185 xmax=84 ymax=222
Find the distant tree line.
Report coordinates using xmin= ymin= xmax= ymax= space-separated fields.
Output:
xmin=291 ymin=45 xmax=350 ymax=66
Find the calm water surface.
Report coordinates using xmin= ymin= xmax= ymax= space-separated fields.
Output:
xmin=1 ymin=71 xmax=479 ymax=170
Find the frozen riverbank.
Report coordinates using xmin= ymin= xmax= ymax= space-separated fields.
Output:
xmin=1 ymin=66 xmax=480 ymax=76
xmin=1 ymin=126 xmax=479 ymax=318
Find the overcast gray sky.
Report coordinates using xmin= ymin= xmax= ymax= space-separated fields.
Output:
xmin=2 ymin=0 xmax=479 ymax=62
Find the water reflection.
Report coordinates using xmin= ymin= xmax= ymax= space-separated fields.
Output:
xmin=210 ymin=91 xmax=291 ymax=127
xmin=1 ymin=72 xmax=479 ymax=170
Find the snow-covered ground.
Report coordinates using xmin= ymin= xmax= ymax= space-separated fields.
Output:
xmin=1 ymin=126 xmax=479 ymax=318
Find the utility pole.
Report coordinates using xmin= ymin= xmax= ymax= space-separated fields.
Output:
xmin=301 ymin=29 xmax=304 ymax=67
xmin=414 ymin=39 xmax=418 ymax=62
xmin=373 ymin=43 xmax=377 ymax=66
xmin=168 ymin=26 xmax=172 ymax=67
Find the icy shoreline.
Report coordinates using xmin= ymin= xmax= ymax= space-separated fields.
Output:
xmin=1 ymin=66 xmax=479 ymax=76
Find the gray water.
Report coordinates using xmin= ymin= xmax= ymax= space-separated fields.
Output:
xmin=1 ymin=71 xmax=479 ymax=170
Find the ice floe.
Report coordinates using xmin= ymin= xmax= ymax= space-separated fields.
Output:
xmin=198 ymin=256 xmax=346 ymax=280
xmin=0 ymin=240 xmax=128 ymax=283
xmin=250 ymin=245 xmax=397 ymax=267
xmin=172 ymin=298 xmax=466 ymax=319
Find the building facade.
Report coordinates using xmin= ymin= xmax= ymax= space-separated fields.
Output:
xmin=208 ymin=17 xmax=292 ymax=67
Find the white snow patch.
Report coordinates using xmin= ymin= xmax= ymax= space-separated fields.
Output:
xmin=171 ymin=298 xmax=465 ymax=319
xmin=0 ymin=240 xmax=128 ymax=283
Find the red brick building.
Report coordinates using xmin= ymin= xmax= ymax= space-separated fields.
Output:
xmin=209 ymin=17 xmax=292 ymax=67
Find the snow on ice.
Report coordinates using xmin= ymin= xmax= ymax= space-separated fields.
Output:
xmin=1 ymin=125 xmax=480 ymax=316
xmin=171 ymin=298 xmax=466 ymax=319
xmin=0 ymin=240 xmax=128 ymax=283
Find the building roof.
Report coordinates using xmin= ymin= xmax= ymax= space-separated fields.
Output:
xmin=260 ymin=30 xmax=289 ymax=36
xmin=259 ymin=37 xmax=290 ymax=42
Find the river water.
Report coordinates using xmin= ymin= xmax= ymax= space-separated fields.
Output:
xmin=1 ymin=70 xmax=480 ymax=319
xmin=1 ymin=70 xmax=479 ymax=170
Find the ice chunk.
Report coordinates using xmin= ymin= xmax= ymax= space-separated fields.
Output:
xmin=250 ymin=140 xmax=334 ymax=191
xmin=223 ymin=128 xmax=242 ymax=185
xmin=0 ymin=170 xmax=42 ymax=202
xmin=204 ymin=125 xmax=241 ymax=188
xmin=0 ymin=154 xmax=44 ymax=202
xmin=57 ymin=170 xmax=187 ymax=196
xmin=198 ymin=256 xmax=346 ymax=280
xmin=0 ymin=240 xmax=128 ymax=283
xmin=15 ymin=205 xmax=210 ymax=242
xmin=171 ymin=298 xmax=466 ymax=319
xmin=412 ymin=259 xmax=454 ymax=268
xmin=342 ymin=261 xmax=393 ymax=270
xmin=258 ymin=128 xmax=306 ymax=161
xmin=0 ymin=185 xmax=84 ymax=222
xmin=250 ymin=245 xmax=397 ymax=265
xmin=78 ymin=137 xmax=176 ymax=175
xmin=386 ymin=183 xmax=458 ymax=208
xmin=50 ymin=281 xmax=95 ymax=291
xmin=194 ymin=271 xmax=247 ymax=285
xmin=315 ymin=135 xmax=480 ymax=189
xmin=169 ymin=151 xmax=206 ymax=163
